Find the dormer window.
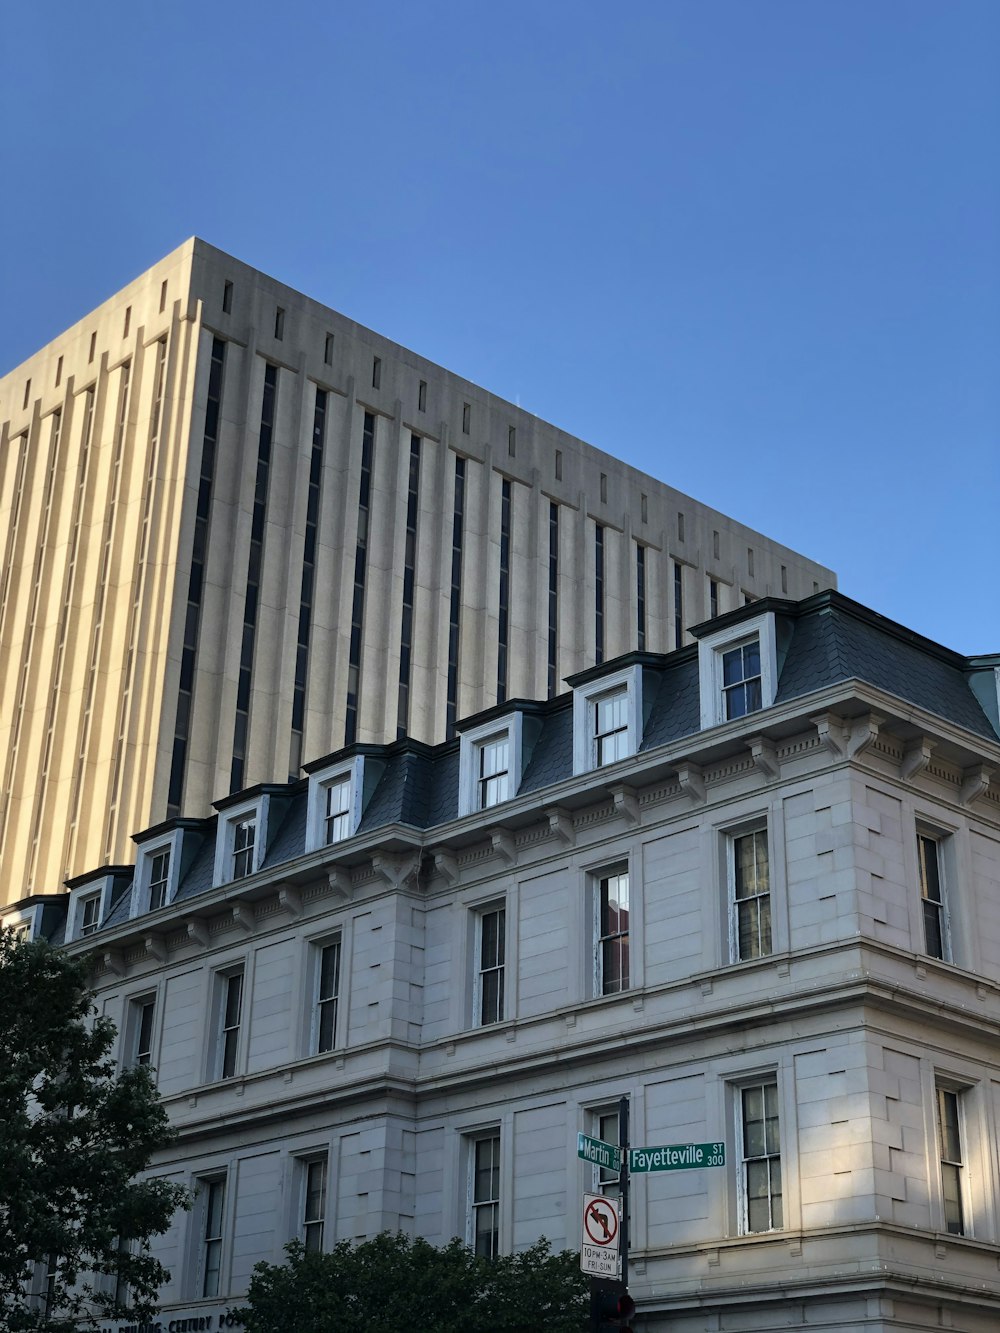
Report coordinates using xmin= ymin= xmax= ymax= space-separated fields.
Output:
xmin=79 ymin=894 xmax=101 ymax=937
xmin=66 ymin=873 xmax=124 ymax=942
xmin=698 ymin=611 xmax=778 ymax=731
xmin=571 ymin=664 xmax=644 ymax=776
xmin=232 ymin=819 xmax=256 ymax=879
xmin=722 ymin=638 xmax=762 ymax=720
xmin=213 ymin=795 xmax=271 ymax=886
xmin=458 ymin=715 xmax=528 ymax=817
xmin=305 ymin=756 xmax=369 ymax=853
xmin=131 ymin=826 xmax=191 ymax=918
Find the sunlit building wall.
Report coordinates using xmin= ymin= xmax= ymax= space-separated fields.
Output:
xmin=0 ymin=240 xmax=835 ymax=907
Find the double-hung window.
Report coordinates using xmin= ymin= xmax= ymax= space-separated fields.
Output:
xmin=478 ymin=734 xmax=510 ymax=809
xmin=476 ymin=907 xmax=505 ymax=1026
xmin=458 ymin=717 xmax=523 ymax=816
xmin=325 ymin=776 xmax=351 ymax=844
xmin=314 ymin=940 xmax=341 ymax=1053
xmin=199 ymin=1178 xmax=226 ymax=1297
xmin=232 ymin=819 xmax=256 ymax=879
xmin=571 ymin=664 xmax=643 ymax=775
xmin=594 ymin=689 xmax=628 ymax=766
xmin=213 ymin=970 xmax=243 ymax=1079
xmin=936 ymin=1086 xmax=965 ymax=1235
xmin=721 ymin=638 xmax=762 ymax=719
xmin=596 ymin=869 xmax=630 ymax=996
xmin=79 ymin=894 xmax=101 ymax=937
xmin=214 ymin=796 xmax=270 ymax=886
xmin=697 ymin=611 xmax=778 ymax=730
xmin=304 ymin=757 xmax=366 ymax=851
xmin=470 ymin=1133 xmax=501 ymax=1258
xmin=740 ymin=1081 xmax=782 ymax=1233
xmin=594 ymin=1109 xmax=621 ymax=1191
xmin=302 ymin=1157 xmax=328 ymax=1253
xmin=128 ymin=996 xmax=156 ymax=1068
xmin=917 ymin=833 xmax=949 ymax=960
xmin=730 ymin=829 xmax=771 ymax=961
xmin=148 ymin=850 xmax=170 ymax=911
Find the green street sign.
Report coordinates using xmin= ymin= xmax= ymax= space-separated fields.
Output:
xmin=577 ymin=1132 xmax=622 ymax=1172
xmin=629 ymin=1141 xmax=725 ymax=1172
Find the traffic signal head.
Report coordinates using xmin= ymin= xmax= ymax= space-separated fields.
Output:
xmin=592 ymin=1279 xmax=636 ymax=1330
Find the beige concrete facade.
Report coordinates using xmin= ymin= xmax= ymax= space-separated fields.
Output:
xmin=0 ymin=239 xmax=835 ymax=905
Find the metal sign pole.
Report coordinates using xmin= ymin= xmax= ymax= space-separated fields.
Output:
xmin=620 ymin=1093 xmax=629 ymax=1289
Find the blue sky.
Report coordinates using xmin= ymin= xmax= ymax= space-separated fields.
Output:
xmin=2 ymin=1 xmax=996 ymax=653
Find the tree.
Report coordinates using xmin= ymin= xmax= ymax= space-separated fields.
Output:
xmin=0 ymin=928 xmax=189 ymax=1332
xmin=235 ymin=1233 xmax=590 ymax=1333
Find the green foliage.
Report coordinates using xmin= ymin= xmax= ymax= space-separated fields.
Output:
xmin=235 ymin=1232 xmax=590 ymax=1333
xmin=0 ymin=928 xmax=189 ymax=1332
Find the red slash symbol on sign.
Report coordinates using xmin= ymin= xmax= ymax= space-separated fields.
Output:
xmin=584 ymin=1199 xmax=618 ymax=1246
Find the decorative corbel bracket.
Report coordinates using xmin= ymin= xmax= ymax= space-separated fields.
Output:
xmin=847 ymin=712 xmax=885 ymax=760
xmin=900 ymin=737 xmax=935 ymax=782
xmin=277 ymin=885 xmax=302 ymax=918
xmin=186 ymin=919 xmax=210 ymax=949
xmin=545 ymin=807 xmax=574 ymax=846
xmin=608 ymin=784 xmax=640 ymax=826
xmin=231 ymin=903 xmax=255 ymax=935
xmin=144 ymin=933 xmax=167 ymax=963
xmin=676 ymin=761 xmax=706 ymax=804
xmin=959 ymin=764 xmax=992 ymax=808
xmin=433 ymin=849 xmax=458 ymax=886
xmin=102 ymin=949 xmax=126 ymax=978
xmin=491 ymin=830 xmax=516 ymax=867
xmin=371 ymin=852 xmax=421 ymax=891
xmin=748 ymin=736 xmax=780 ymax=780
xmin=327 ymin=867 xmax=352 ymax=900
xmin=812 ymin=713 xmax=846 ymax=758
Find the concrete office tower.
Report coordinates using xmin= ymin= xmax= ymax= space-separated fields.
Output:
xmin=0 ymin=239 xmax=835 ymax=906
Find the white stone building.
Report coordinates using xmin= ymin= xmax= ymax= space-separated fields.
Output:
xmin=13 ymin=590 xmax=1000 ymax=1332
xmin=0 ymin=238 xmax=835 ymax=906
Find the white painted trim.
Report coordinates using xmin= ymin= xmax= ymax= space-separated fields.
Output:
xmin=698 ymin=611 xmax=778 ymax=730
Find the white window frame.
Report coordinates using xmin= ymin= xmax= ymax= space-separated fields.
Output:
xmin=209 ymin=966 xmax=245 ymax=1081
xmin=916 ymin=827 xmax=952 ymax=962
xmin=736 ymin=1077 xmax=783 ymax=1235
xmin=66 ymin=876 xmax=117 ymax=942
xmin=305 ymin=756 xmax=364 ymax=852
xmin=472 ymin=902 xmax=506 ymax=1027
xmin=458 ymin=715 xmax=523 ymax=817
xmin=465 ymin=1129 xmax=502 ymax=1259
xmin=572 ymin=663 xmax=643 ymax=775
xmin=131 ymin=827 xmax=185 ymax=917
xmin=593 ymin=864 xmax=631 ymax=997
xmin=589 ymin=1106 xmax=622 ymax=1192
xmin=2 ymin=908 xmax=38 ymax=941
xmin=698 ymin=611 xmax=778 ymax=730
xmin=310 ymin=936 xmax=342 ymax=1055
xmin=213 ymin=795 xmax=269 ymax=886
xmin=299 ymin=1154 xmax=329 ymax=1253
xmin=935 ymin=1081 xmax=968 ymax=1237
xmin=727 ymin=824 xmax=772 ymax=963
xmin=123 ymin=991 xmax=158 ymax=1070
xmin=193 ymin=1174 xmax=228 ymax=1299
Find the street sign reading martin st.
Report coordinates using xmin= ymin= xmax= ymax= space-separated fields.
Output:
xmin=577 ymin=1131 xmax=622 ymax=1173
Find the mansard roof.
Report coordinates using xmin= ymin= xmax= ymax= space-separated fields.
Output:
xmin=77 ymin=590 xmax=999 ymax=937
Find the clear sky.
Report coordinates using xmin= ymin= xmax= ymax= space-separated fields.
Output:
xmin=2 ymin=1 xmax=996 ymax=654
